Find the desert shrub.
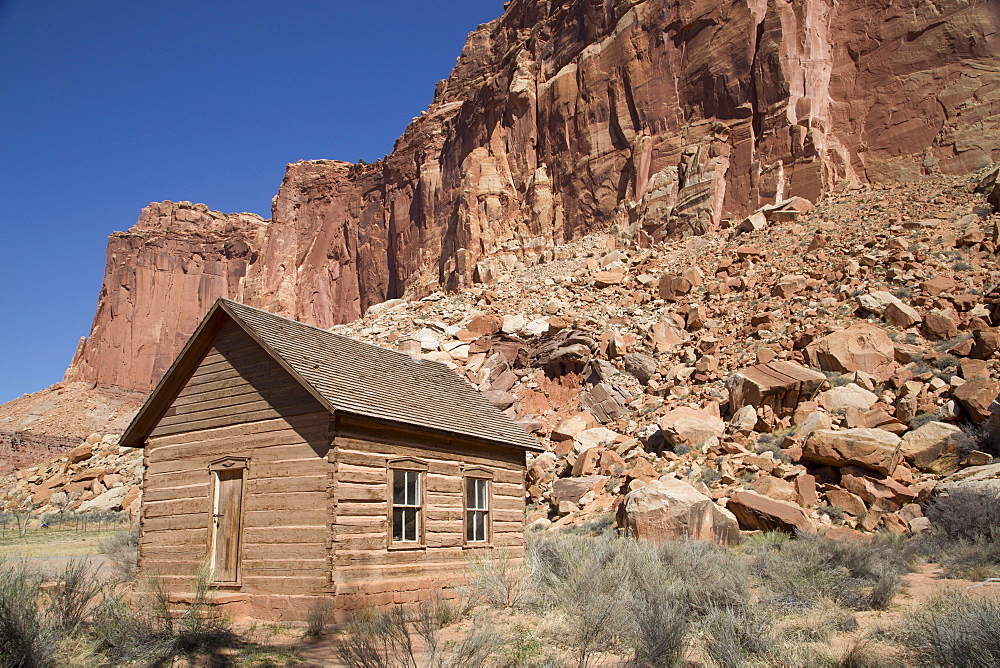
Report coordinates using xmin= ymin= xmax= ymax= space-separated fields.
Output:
xmin=562 ymin=512 xmax=616 ymax=536
xmin=49 ymin=559 xmax=103 ymax=635
xmin=305 ymin=599 xmax=333 ymax=638
xmin=749 ymin=534 xmax=905 ymax=610
xmin=778 ymin=597 xmax=857 ymax=642
xmin=949 ymin=423 xmax=1000 ymax=459
xmin=98 ymin=524 xmax=138 ymax=582
xmin=532 ymin=535 xmax=630 ymax=666
xmin=701 ymin=605 xmax=777 ymax=667
xmin=92 ymin=569 xmax=236 ymax=665
xmin=899 ymin=591 xmax=1000 ymax=666
xmin=698 ymin=468 xmax=723 ymax=485
xmin=337 ymin=603 xmax=499 ymax=668
xmin=0 ymin=560 xmax=53 ymax=668
xmin=924 ymin=488 xmax=1000 ymax=543
xmin=652 ymin=539 xmax=751 ymax=618
xmin=617 ymin=546 xmax=690 ymax=666
xmin=337 ymin=606 xmax=416 ymax=668
xmin=465 ymin=548 xmax=530 ymax=608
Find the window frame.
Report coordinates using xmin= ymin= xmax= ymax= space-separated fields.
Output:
xmin=387 ymin=458 xmax=427 ymax=550
xmin=462 ymin=466 xmax=494 ymax=548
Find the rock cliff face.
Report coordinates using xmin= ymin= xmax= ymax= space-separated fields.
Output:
xmin=69 ymin=0 xmax=1000 ymax=393
xmin=64 ymin=202 xmax=265 ymax=391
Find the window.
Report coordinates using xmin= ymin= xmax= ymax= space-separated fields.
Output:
xmin=464 ymin=467 xmax=493 ymax=545
xmin=391 ymin=468 xmax=423 ymax=544
xmin=465 ymin=478 xmax=489 ymax=543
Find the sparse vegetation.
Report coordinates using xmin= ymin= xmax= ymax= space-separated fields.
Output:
xmin=899 ymin=592 xmax=1000 ymax=666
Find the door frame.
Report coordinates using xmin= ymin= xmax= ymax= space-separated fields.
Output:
xmin=207 ymin=456 xmax=249 ymax=586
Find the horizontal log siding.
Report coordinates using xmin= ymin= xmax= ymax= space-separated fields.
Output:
xmin=142 ymin=320 xmax=331 ymax=598
xmin=330 ymin=415 xmax=527 ymax=600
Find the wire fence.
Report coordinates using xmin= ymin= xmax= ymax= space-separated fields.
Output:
xmin=0 ymin=510 xmax=131 ymax=540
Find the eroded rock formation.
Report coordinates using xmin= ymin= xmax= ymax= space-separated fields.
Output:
xmin=68 ymin=0 xmax=1000 ymax=393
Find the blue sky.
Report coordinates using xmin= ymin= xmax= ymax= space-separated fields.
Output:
xmin=0 ymin=0 xmax=504 ymax=404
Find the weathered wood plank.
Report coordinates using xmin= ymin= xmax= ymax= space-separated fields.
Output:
xmin=244 ymin=509 xmax=327 ymax=528
xmin=244 ymin=491 xmax=327 ymax=512
xmin=144 ymin=499 xmax=208 ymax=518
xmin=147 ymin=412 xmax=328 ymax=448
xmin=143 ymin=483 xmax=210 ymax=503
xmin=151 ymin=405 xmax=321 ymax=438
xmin=243 ymin=527 xmax=326 ymax=543
xmin=246 ymin=475 xmax=327 ymax=494
xmin=337 ymin=483 xmax=384 ymax=502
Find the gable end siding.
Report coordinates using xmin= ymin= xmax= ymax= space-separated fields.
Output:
xmin=142 ymin=320 xmax=332 ymax=596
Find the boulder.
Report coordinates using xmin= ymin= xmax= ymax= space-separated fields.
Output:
xmin=648 ymin=319 xmax=686 ymax=352
xmin=899 ymin=421 xmax=963 ymax=471
xmin=726 ymin=491 xmax=816 ymax=534
xmin=551 ymin=476 xmax=609 ymax=506
xmin=839 ymin=466 xmax=917 ymax=508
xmin=952 ymin=379 xmax=1000 ymax=423
xmin=922 ymin=309 xmax=960 ymax=341
xmin=659 ymin=274 xmax=692 ymax=301
xmin=751 ymin=475 xmax=797 ymax=503
xmin=658 ymin=407 xmax=726 ymax=450
xmin=76 ymin=485 xmax=130 ymax=514
xmin=772 ymin=274 xmax=807 ymax=298
xmin=806 ymin=324 xmax=896 ymax=381
xmin=552 ymin=415 xmax=589 ymax=441
xmin=617 ymin=477 xmax=740 ymax=545
xmin=727 ymin=361 xmax=826 ymax=415
xmin=573 ymin=427 xmax=621 ymax=452
xmin=816 ymin=384 xmax=878 ymax=412
xmin=884 ymin=301 xmax=921 ymax=328
xmin=623 ymin=353 xmax=657 ymax=385
xmin=803 ymin=428 xmax=902 ymax=475
xmin=67 ymin=444 xmax=93 ymax=464
xmin=970 ymin=328 xmax=1000 ymax=360
xmin=936 ymin=463 xmax=1000 ymax=497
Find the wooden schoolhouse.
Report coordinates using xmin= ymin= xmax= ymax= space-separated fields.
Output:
xmin=120 ymin=298 xmax=540 ymax=619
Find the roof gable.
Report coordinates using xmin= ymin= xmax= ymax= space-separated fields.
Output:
xmin=122 ymin=299 xmax=541 ymax=451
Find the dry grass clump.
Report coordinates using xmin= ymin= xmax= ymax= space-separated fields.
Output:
xmin=918 ymin=488 xmax=1000 ymax=580
xmin=97 ymin=523 xmax=138 ymax=582
xmin=747 ymin=533 xmax=906 ymax=611
xmin=0 ymin=559 xmax=293 ymax=667
xmin=898 ymin=591 xmax=1000 ymax=666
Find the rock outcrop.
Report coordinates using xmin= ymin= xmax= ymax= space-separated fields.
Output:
xmin=64 ymin=202 xmax=265 ymax=391
xmin=64 ymin=0 xmax=1000 ymax=394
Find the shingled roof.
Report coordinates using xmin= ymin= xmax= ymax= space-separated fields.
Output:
xmin=121 ymin=298 xmax=541 ymax=451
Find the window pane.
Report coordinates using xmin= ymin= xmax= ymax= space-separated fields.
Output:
xmin=466 ymin=479 xmax=476 ymax=509
xmin=393 ymin=470 xmax=406 ymax=505
xmin=478 ymin=480 xmax=488 ymax=510
xmin=392 ymin=508 xmax=404 ymax=541
xmin=403 ymin=508 xmax=417 ymax=542
xmin=407 ymin=471 xmax=420 ymax=506
xmin=467 ymin=510 xmax=486 ymax=542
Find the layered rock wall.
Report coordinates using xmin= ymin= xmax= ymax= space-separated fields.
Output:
xmin=64 ymin=202 xmax=265 ymax=391
xmin=68 ymin=0 xmax=1000 ymax=392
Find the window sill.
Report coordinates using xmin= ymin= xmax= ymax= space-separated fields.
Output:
xmin=387 ymin=543 xmax=426 ymax=551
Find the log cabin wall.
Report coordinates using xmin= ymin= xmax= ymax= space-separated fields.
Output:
xmin=331 ymin=414 xmax=527 ymax=612
xmin=142 ymin=320 xmax=333 ymax=618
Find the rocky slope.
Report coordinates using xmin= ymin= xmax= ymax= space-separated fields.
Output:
xmin=5 ymin=169 xmax=1000 ymax=536
xmin=61 ymin=0 xmax=1000 ymax=395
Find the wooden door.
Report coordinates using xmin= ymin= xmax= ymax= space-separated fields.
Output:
xmin=212 ymin=469 xmax=244 ymax=582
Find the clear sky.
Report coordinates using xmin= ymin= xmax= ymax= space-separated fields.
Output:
xmin=0 ymin=0 xmax=505 ymax=404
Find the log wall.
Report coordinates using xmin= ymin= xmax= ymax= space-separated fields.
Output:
xmin=142 ymin=320 xmax=332 ymax=600
xmin=330 ymin=415 xmax=527 ymax=611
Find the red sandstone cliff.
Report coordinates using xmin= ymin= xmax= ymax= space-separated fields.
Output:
xmin=64 ymin=201 xmax=265 ymax=390
xmin=66 ymin=0 xmax=1000 ymax=393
